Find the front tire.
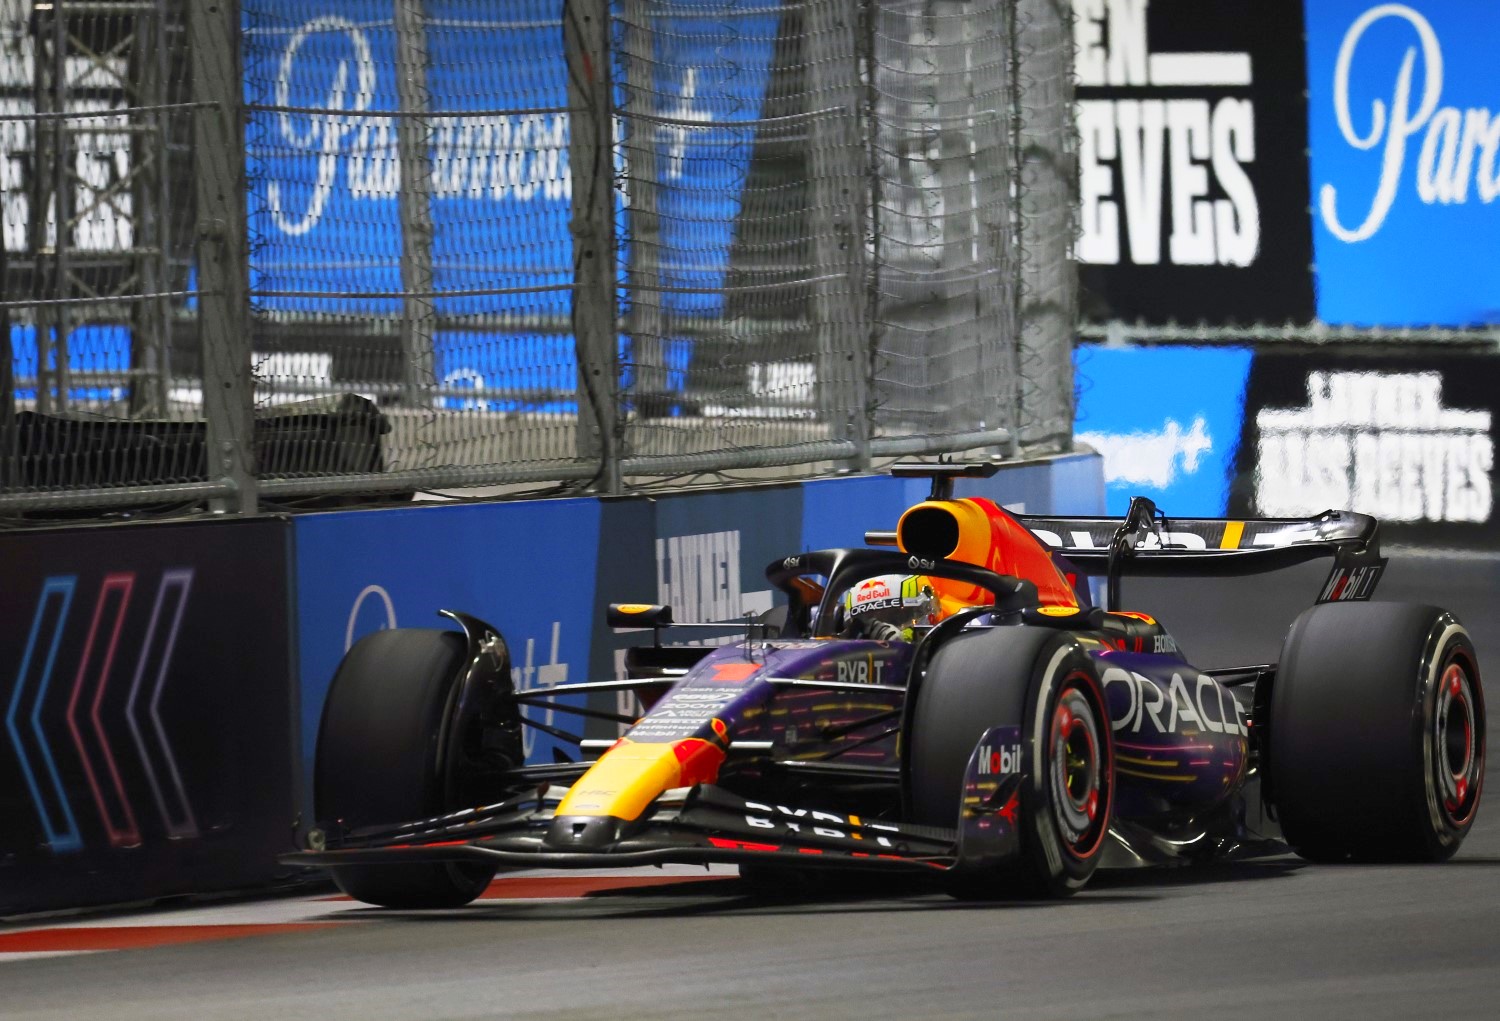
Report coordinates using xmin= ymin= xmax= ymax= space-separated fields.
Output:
xmin=908 ymin=627 xmax=1114 ymax=898
xmin=315 ymin=628 xmax=497 ymax=907
xmin=1269 ymin=602 xmax=1485 ymax=863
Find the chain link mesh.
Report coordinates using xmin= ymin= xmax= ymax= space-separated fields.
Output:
xmin=242 ymin=1 xmax=581 ymax=483
xmin=617 ymin=0 xmax=1029 ymax=475
xmin=1014 ymin=0 xmax=1075 ymax=449
xmin=615 ymin=0 xmax=868 ymax=466
xmin=2 ymin=0 xmax=1082 ymax=510
xmin=868 ymin=0 xmax=1016 ymax=445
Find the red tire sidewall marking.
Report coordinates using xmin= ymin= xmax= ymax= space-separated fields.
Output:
xmin=1056 ymin=667 xmax=1112 ymax=863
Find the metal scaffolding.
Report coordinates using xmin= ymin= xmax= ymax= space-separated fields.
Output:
xmin=18 ymin=0 xmax=188 ymax=417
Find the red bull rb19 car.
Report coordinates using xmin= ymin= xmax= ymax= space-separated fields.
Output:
xmin=284 ymin=462 xmax=1486 ymax=905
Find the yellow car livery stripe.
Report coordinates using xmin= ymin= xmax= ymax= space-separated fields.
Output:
xmin=554 ymin=738 xmax=726 ymax=821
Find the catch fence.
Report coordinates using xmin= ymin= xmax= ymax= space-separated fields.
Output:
xmin=0 ymin=0 xmax=1077 ymax=513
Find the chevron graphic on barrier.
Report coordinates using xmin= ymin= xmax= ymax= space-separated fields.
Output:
xmin=65 ymin=573 xmax=142 ymax=848
xmin=125 ymin=569 xmax=198 ymax=839
xmin=6 ymin=577 xmax=83 ymax=853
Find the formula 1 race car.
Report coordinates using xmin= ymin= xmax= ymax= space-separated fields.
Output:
xmin=284 ymin=462 xmax=1486 ymax=906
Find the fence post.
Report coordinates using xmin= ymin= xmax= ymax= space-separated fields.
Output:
xmin=0 ymin=233 xmax=12 ymax=490
xmin=394 ymin=0 xmax=437 ymax=409
xmin=807 ymin=0 xmax=872 ymax=471
xmin=935 ymin=0 xmax=1015 ymax=452
xmin=191 ymin=0 xmax=257 ymax=513
xmin=28 ymin=4 xmax=66 ymax=416
xmin=1013 ymin=0 xmax=1077 ymax=450
xmin=131 ymin=1 xmax=175 ymax=419
xmin=564 ymin=0 xmax=621 ymax=492
xmin=619 ymin=0 xmax=665 ymax=421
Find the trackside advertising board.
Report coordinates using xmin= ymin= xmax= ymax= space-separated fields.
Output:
xmin=1230 ymin=350 xmax=1500 ymax=548
xmin=587 ymin=486 xmax=808 ymax=736
xmin=294 ymin=491 xmax=809 ymax=806
xmin=1072 ymin=343 xmax=1500 ymax=548
xmin=1306 ymin=1 xmax=1500 ymax=326
xmin=1073 ymin=0 xmax=1314 ymax=324
xmin=1074 ymin=345 xmax=1253 ymax=517
xmin=0 ymin=519 xmax=296 ymax=914
xmin=294 ymin=499 xmax=604 ymax=788
xmin=242 ymin=1 xmax=777 ymax=401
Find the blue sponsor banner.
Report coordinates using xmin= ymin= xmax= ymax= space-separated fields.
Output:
xmin=433 ymin=332 xmax=580 ymax=413
xmin=242 ymin=1 xmax=572 ymax=317
xmin=1306 ymin=1 xmax=1500 ymax=326
xmin=1073 ymin=345 xmax=1252 ymax=516
xmin=8 ymin=324 xmax=131 ymax=403
xmin=243 ymin=1 xmax=777 ymax=401
xmin=293 ymin=499 xmax=602 ymax=788
xmin=652 ymin=485 xmax=803 ymax=622
xmin=800 ymin=475 xmax=931 ymax=553
xmin=645 ymin=10 xmax=779 ymax=316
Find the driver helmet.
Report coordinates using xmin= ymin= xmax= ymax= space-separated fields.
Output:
xmin=842 ymin=574 xmax=938 ymax=635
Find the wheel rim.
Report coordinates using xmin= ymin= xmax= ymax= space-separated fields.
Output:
xmin=1049 ymin=680 xmax=1106 ymax=859
xmin=1435 ymin=658 xmax=1483 ymax=827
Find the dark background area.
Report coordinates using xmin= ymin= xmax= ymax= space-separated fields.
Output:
xmin=0 ymin=518 xmax=296 ymax=914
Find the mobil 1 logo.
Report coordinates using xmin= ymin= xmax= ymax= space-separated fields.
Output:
xmin=1073 ymin=0 xmax=1314 ymax=324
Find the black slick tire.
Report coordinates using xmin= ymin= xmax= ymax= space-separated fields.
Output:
xmin=315 ymin=628 xmax=497 ymax=907
xmin=1269 ymin=602 xmax=1484 ymax=863
xmin=908 ymin=626 xmax=1114 ymax=898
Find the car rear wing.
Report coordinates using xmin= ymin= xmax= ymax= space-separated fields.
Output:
xmin=869 ymin=463 xmax=1385 ymax=609
xmin=866 ymin=497 xmax=1385 ymax=608
xmin=1013 ymin=499 xmax=1386 ymax=607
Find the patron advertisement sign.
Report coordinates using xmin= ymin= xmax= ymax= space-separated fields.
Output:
xmin=1073 ymin=0 xmax=1314 ymax=323
xmin=1306 ymin=1 xmax=1500 ymax=326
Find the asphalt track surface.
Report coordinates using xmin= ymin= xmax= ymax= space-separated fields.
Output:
xmin=4 ymin=549 xmax=1500 ymax=1021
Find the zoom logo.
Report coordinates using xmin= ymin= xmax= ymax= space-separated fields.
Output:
xmin=344 ymin=584 xmax=398 ymax=652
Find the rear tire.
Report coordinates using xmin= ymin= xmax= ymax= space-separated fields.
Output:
xmin=316 ymin=628 xmax=497 ymax=907
xmin=908 ymin=627 xmax=1113 ymax=898
xmin=1269 ymin=602 xmax=1484 ymax=863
